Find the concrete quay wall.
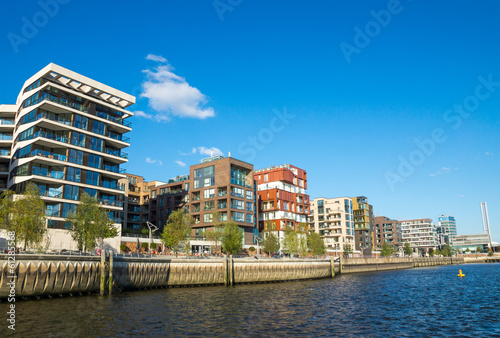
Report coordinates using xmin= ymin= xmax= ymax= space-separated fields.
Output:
xmin=0 ymin=255 xmax=463 ymax=298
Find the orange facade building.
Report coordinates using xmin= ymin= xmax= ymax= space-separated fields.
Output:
xmin=255 ymin=164 xmax=310 ymax=238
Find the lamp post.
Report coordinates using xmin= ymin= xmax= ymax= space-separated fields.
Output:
xmin=146 ymin=221 xmax=158 ymax=256
xmin=254 ymin=235 xmax=262 ymax=257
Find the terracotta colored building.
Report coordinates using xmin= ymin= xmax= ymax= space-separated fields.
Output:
xmin=255 ymin=164 xmax=310 ymax=246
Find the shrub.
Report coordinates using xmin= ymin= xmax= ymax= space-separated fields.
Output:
xmin=249 ymin=246 xmax=256 ymax=252
xmin=120 ymin=243 xmax=128 ymax=252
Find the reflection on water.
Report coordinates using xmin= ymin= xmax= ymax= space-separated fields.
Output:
xmin=5 ymin=264 xmax=500 ymax=337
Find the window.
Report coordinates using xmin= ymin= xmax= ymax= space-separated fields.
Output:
xmin=194 ymin=180 xmax=200 ymax=189
xmin=232 ymin=199 xmax=244 ymax=210
xmin=69 ymin=149 xmax=83 ymax=165
xmin=159 ymin=198 xmax=164 ymax=207
xmin=64 ymin=185 xmax=79 ymax=201
xmin=71 ymin=131 xmax=86 ymax=147
xmin=66 ymin=167 xmax=81 ymax=183
xmin=74 ymin=114 xmax=88 ymax=130
xmin=151 ymin=190 xmax=157 ymax=199
xmin=88 ymin=154 xmax=102 ymax=169
xmin=204 ymin=166 xmax=214 ymax=175
xmin=204 ymin=213 xmax=213 ymax=223
xmin=218 ymin=199 xmax=227 ymax=209
xmin=218 ymin=188 xmax=227 ymax=197
xmin=246 ymin=202 xmax=253 ymax=212
xmin=231 ymin=166 xmax=249 ymax=187
xmin=21 ymin=109 xmax=37 ymax=124
xmin=204 ymin=200 xmax=215 ymax=211
xmin=284 ymin=202 xmax=289 ymax=211
xmin=231 ymin=187 xmax=244 ymax=198
xmin=246 ymin=214 xmax=253 ymax=223
xmin=159 ymin=188 xmax=165 ymax=195
xmin=86 ymin=171 xmax=100 ymax=186
xmin=219 ymin=212 xmax=228 ymax=221
xmin=194 ymin=169 xmax=202 ymax=178
xmin=246 ymin=190 xmax=253 ymax=199
xmin=84 ymin=188 xmax=98 ymax=198
xmin=232 ymin=212 xmax=244 ymax=222
xmin=264 ymin=174 xmax=268 ymax=182
xmin=92 ymin=121 xmax=105 ymax=135
xmin=204 ymin=188 xmax=215 ymax=199
xmin=62 ymin=203 xmax=76 ymax=217
xmin=90 ymin=137 xmax=103 ymax=152
xmin=204 ymin=177 xmax=214 ymax=187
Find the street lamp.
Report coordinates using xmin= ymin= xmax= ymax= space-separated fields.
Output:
xmin=254 ymin=235 xmax=262 ymax=257
xmin=146 ymin=221 xmax=158 ymax=256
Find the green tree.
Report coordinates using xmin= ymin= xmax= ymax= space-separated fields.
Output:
xmin=150 ymin=243 xmax=157 ymax=249
xmin=381 ymin=242 xmax=396 ymax=257
xmin=435 ymin=248 xmax=441 ymax=256
xmin=428 ymin=248 xmax=435 ymax=257
xmin=343 ymin=244 xmax=353 ymax=257
xmin=307 ymin=232 xmax=326 ymax=256
xmin=205 ymin=212 xmax=224 ymax=255
xmin=441 ymin=244 xmax=453 ymax=257
xmin=120 ymin=243 xmax=128 ymax=252
xmin=68 ymin=193 xmax=118 ymax=252
xmin=262 ymin=232 xmax=280 ymax=256
xmin=141 ymin=242 xmax=149 ymax=251
xmin=1 ymin=184 xmax=47 ymax=250
xmin=221 ymin=221 xmax=243 ymax=255
xmin=465 ymin=248 xmax=470 ymax=253
xmin=161 ymin=209 xmax=193 ymax=257
xmin=476 ymin=246 xmax=482 ymax=253
xmin=403 ymin=242 xmax=413 ymax=256
xmin=283 ymin=228 xmax=301 ymax=257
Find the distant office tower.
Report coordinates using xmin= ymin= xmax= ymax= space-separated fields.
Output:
xmin=480 ymin=202 xmax=493 ymax=248
xmin=438 ymin=215 xmax=457 ymax=244
xmin=2 ymin=63 xmax=134 ymax=251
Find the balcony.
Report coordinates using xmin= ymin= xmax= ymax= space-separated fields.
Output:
xmin=0 ymin=119 xmax=14 ymax=125
xmin=0 ymin=134 xmax=13 ymax=141
xmin=106 ymin=131 xmax=130 ymax=144
xmin=99 ymin=199 xmax=124 ymax=208
xmin=39 ymin=93 xmax=89 ymax=113
xmin=97 ymin=111 xmax=132 ymax=128
xmin=104 ymin=148 xmax=128 ymax=159
xmin=32 ymin=149 xmax=67 ymax=162
xmin=35 ymin=111 xmax=71 ymax=126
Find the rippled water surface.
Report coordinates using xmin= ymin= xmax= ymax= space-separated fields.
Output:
xmin=5 ymin=263 xmax=500 ymax=337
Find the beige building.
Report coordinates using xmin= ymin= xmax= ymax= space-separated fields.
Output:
xmin=309 ymin=197 xmax=358 ymax=256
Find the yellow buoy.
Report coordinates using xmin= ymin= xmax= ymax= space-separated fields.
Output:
xmin=457 ymin=270 xmax=465 ymax=277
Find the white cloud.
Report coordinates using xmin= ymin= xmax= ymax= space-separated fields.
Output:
xmin=429 ymin=166 xmax=457 ymax=177
xmin=485 ymin=152 xmax=494 ymax=156
xmin=146 ymin=157 xmax=163 ymax=165
xmin=140 ymin=59 xmax=215 ymax=120
xmin=133 ymin=110 xmax=170 ymax=122
xmin=198 ymin=147 xmax=223 ymax=156
xmin=174 ymin=160 xmax=187 ymax=167
xmin=179 ymin=147 xmax=224 ymax=157
xmin=146 ymin=54 xmax=167 ymax=63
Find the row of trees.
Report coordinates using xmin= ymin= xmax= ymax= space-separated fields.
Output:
xmin=379 ymin=241 xmax=470 ymax=258
xmin=0 ymin=183 xmax=117 ymax=252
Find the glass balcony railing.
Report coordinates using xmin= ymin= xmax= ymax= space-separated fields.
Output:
xmin=97 ymin=111 xmax=132 ymax=128
xmin=104 ymin=148 xmax=128 ymax=159
xmin=39 ymin=94 xmax=89 ymax=113
xmin=32 ymin=149 xmax=67 ymax=161
xmin=41 ymin=190 xmax=63 ymax=198
xmin=45 ymin=209 xmax=61 ymax=217
xmin=35 ymin=130 xmax=69 ymax=144
xmin=99 ymin=199 xmax=124 ymax=207
xmin=31 ymin=169 xmax=64 ymax=180
xmin=0 ymin=119 xmax=14 ymax=125
xmin=35 ymin=111 xmax=71 ymax=126
xmin=106 ymin=131 xmax=130 ymax=144
xmin=0 ymin=150 xmax=9 ymax=156
xmin=0 ymin=134 xmax=13 ymax=140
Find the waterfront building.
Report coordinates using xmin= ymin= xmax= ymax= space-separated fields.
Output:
xmin=351 ymin=196 xmax=374 ymax=256
xmin=2 ymin=63 xmax=134 ymax=251
xmin=451 ymin=233 xmax=491 ymax=253
xmin=148 ymin=175 xmax=189 ymax=229
xmin=438 ymin=215 xmax=457 ymax=244
xmin=187 ymin=155 xmax=258 ymax=251
xmin=255 ymin=164 xmax=310 ymax=249
xmin=308 ymin=197 xmax=356 ymax=256
xmin=374 ymin=216 xmax=402 ymax=250
xmin=401 ymin=218 xmax=438 ymax=253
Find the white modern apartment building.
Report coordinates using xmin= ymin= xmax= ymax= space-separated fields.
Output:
xmin=309 ymin=197 xmax=357 ymax=257
xmin=401 ymin=218 xmax=438 ymax=252
xmin=1 ymin=63 xmax=134 ymax=251
xmin=452 ymin=233 xmax=491 ymax=253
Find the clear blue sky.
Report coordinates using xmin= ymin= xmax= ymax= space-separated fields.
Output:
xmin=1 ymin=0 xmax=499 ymax=242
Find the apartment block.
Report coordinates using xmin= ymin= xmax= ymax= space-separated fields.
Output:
xmin=451 ymin=233 xmax=491 ymax=252
xmin=148 ymin=175 xmax=189 ymax=228
xmin=374 ymin=216 xmax=402 ymax=249
xmin=187 ymin=155 xmax=258 ymax=250
xmin=438 ymin=215 xmax=457 ymax=245
xmin=352 ymin=196 xmax=374 ymax=256
xmin=255 ymin=164 xmax=310 ymax=246
xmin=401 ymin=218 xmax=438 ymax=252
xmin=309 ymin=197 xmax=356 ymax=256
xmin=3 ymin=63 xmax=134 ymax=251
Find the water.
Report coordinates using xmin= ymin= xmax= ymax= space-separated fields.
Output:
xmin=3 ymin=263 xmax=500 ymax=337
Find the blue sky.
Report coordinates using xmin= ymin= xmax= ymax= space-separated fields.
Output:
xmin=1 ymin=0 xmax=499 ymax=241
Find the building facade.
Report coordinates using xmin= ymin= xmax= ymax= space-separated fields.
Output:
xmin=3 ymin=63 xmax=134 ymax=251
xmin=309 ymin=197 xmax=356 ymax=256
xmin=438 ymin=215 xmax=457 ymax=245
xmin=352 ymin=196 xmax=374 ymax=256
xmin=187 ymin=156 xmax=258 ymax=250
xmin=148 ymin=175 xmax=189 ymax=229
xmin=255 ymin=164 xmax=310 ymax=247
xmin=374 ymin=216 xmax=402 ymax=250
xmin=451 ymin=233 xmax=491 ymax=253
xmin=401 ymin=218 xmax=438 ymax=253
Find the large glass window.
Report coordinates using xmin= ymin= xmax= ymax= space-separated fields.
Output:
xmin=74 ymin=114 xmax=88 ymax=130
xmin=85 ymin=188 xmax=98 ymax=198
xmin=231 ymin=199 xmax=244 ymax=210
xmin=204 ymin=177 xmax=214 ymax=187
xmin=204 ymin=213 xmax=213 ymax=223
xmin=92 ymin=121 xmax=106 ymax=135
xmin=64 ymin=185 xmax=79 ymax=201
xmin=204 ymin=166 xmax=214 ymax=175
xmin=71 ymin=131 xmax=86 ymax=147
xmin=232 ymin=212 xmax=244 ymax=222
xmin=246 ymin=202 xmax=253 ymax=212
xmin=231 ymin=166 xmax=249 ymax=187
xmin=62 ymin=203 xmax=76 ymax=217
xmin=86 ymin=171 xmax=100 ymax=186
xmin=246 ymin=190 xmax=253 ymax=199
xmin=90 ymin=137 xmax=104 ymax=152
xmin=204 ymin=188 xmax=215 ymax=199
xmin=69 ymin=149 xmax=83 ymax=165
xmin=246 ymin=214 xmax=253 ymax=223
xmin=204 ymin=200 xmax=215 ymax=211
xmin=66 ymin=167 xmax=81 ymax=183
xmin=231 ymin=187 xmax=244 ymax=198
xmin=88 ymin=153 xmax=102 ymax=169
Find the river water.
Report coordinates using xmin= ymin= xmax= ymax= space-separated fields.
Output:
xmin=4 ymin=263 xmax=500 ymax=337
